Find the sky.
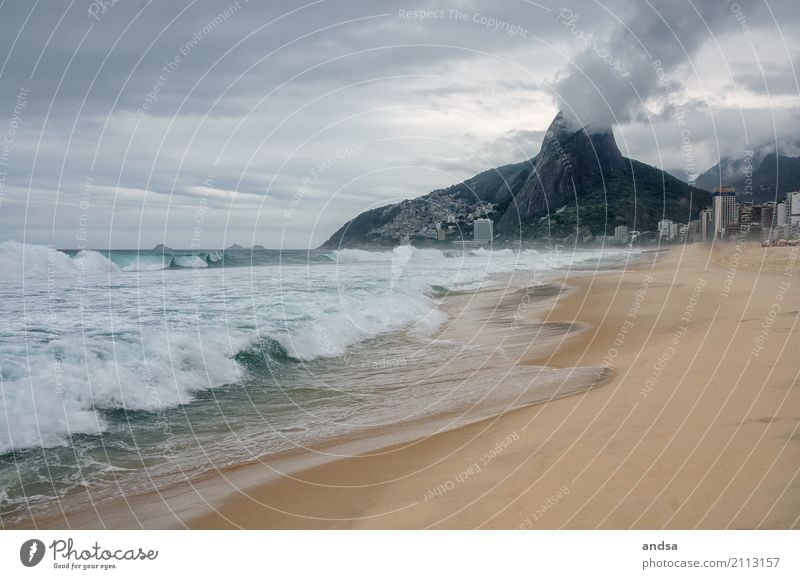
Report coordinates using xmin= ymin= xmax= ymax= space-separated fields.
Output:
xmin=0 ymin=0 xmax=797 ymax=249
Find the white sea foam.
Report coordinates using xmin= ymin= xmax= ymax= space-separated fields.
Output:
xmin=331 ymin=246 xmax=448 ymax=264
xmin=329 ymin=248 xmax=391 ymax=263
xmin=0 ymin=240 xmax=118 ymax=278
xmin=0 ymin=328 xmax=246 ymax=453
xmin=173 ymin=254 xmax=208 ymax=268
xmin=276 ymin=287 xmax=445 ymax=360
xmin=116 ymin=254 xmax=170 ymax=271
xmin=469 ymin=247 xmax=515 ymax=257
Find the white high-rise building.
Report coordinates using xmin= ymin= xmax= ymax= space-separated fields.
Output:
xmin=776 ymin=201 xmax=787 ymax=239
xmin=658 ymin=219 xmax=673 ymax=240
xmin=614 ymin=225 xmax=629 ymax=244
xmin=700 ymin=208 xmax=713 ymax=241
xmin=473 ymin=218 xmax=493 ymax=245
xmin=712 ymin=186 xmax=737 ymax=239
xmin=791 ymin=192 xmax=800 ymax=234
xmin=760 ymin=202 xmax=777 ymax=241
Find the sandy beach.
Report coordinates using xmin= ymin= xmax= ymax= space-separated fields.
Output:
xmin=19 ymin=242 xmax=800 ymax=529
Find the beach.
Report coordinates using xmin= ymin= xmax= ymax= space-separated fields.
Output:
xmin=14 ymin=242 xmax=800 ymax=529
xmin=189 ymin=242 xmax=799 ymax=529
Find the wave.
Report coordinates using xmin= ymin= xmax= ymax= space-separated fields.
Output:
xmin=0 ymin=249 xmax=453 ymax=452
xmin=172 ymin=254 xmax=208 ymax=269
xmin=274 ymin=294 xmax=446 ymax=362
xmin=234 ymin=337 xmax=293 ymax=368
xmin=115 ymin=254 xmax=170 ymax=271
xmin=0 ymin=329 xmax=248 ymax=454
xmin=0 ymin=280 xmax=447 ymax=452
xmin=0 ymin=240 xmax=119 ymax=278
xmin=326 ymin=248 xmax=390 ymax=263
xmin=329 ymin=246 xmax=450 ymax=264
xmin=469 ymin=247 xmax=515 ymax=257
xmin=114 ymin=251 xmax=217 ymax=271
xmin=0 ymin=242 xmax=286 ymax=276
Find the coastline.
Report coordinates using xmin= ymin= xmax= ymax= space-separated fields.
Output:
xmin=188 ymin=243 xmax=799 ymax=529
xmin=15 ymin=242 xmax=800 ymax=529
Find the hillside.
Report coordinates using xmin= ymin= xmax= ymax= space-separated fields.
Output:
xmin=695 ymin=151 xmax=800 ymax=203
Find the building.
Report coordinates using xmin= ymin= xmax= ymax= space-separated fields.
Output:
xmin=435 ymin=222 xmax=446 ymax=241
xmin=700 ymin=209 xmax=713 ymax=241
xmin=473 ymin=218 xmax=493 ymax=244
xmin=737 ymin=202 xmax=753 ymax=236
xmin=776 ymin=201 xmax=787 ymax=239
xmin=614 ymin=224 xmax=629 ymax=244
xmin=687 ymin=220 xmax=701 ymax=242
xmin=712 ymin=186 xmax=737 ymax=239
xmin=791 ymin=192 xmax=800 ymax=234
xmin=760 ymin=202 xmax=777 ymax=241
xmin=657 ymin=219 xmax=673 ymax=241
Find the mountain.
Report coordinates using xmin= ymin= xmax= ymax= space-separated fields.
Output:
xmin=321 ymin=113 xmax=710 ymax=247
xmin=695 ymin=150 xmax=800 ymax=203
xmin=494 ymin=113 xmax=627 ymax=238
xmin=664 ymin=168 xmax=691 ymax=183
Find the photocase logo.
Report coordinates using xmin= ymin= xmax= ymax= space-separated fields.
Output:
xmin=20 ymin=539 xmax=45 ymax=567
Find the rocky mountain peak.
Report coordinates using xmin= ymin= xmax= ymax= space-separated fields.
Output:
xmin=496 ymin=112 xmax=625 ymax=231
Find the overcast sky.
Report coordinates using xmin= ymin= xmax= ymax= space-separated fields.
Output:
xmin=0 ymin=0 xmax=797 ymax=249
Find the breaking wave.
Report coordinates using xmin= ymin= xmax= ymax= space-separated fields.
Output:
xmin=0 ymin=240 xmax=118 ymax=278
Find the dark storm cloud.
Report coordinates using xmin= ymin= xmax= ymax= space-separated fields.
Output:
xmin=552 ymin=0 xmax=800 ymax=128
xmin=552 ymin=1 xmax=735 ymax=128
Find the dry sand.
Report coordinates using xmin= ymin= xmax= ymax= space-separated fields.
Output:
xmin=21 ymin=242 xmax=800 ymax=529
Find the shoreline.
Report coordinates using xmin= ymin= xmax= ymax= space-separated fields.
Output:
xmin=12 ymin=265 xmax=601 ymax=529
xmin=12 ymin=242 xmax=800 ymax=529
xmin=187 ymin=243 xmax=799 ymax=529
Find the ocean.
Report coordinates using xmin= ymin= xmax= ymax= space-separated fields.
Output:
xmin=0 ymin=240 xmax=632 ymax=525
